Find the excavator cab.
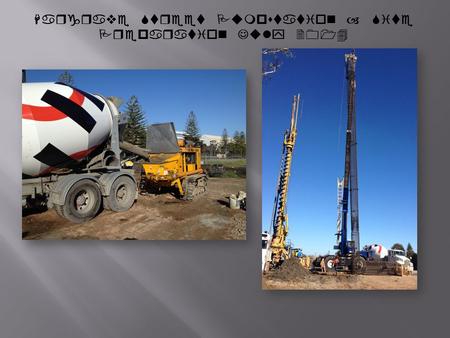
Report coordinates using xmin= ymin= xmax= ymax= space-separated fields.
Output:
xmin=182 ymin=148 xmax=201 ymax=173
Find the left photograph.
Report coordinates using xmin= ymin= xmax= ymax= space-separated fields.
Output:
xmin=22 ymin=69 xmax=246 ymax=240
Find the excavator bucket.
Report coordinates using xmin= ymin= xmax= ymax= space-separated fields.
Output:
xmin=146 ymin=122 xmax=180 ymax=154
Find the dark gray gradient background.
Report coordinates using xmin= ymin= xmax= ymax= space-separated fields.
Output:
xmin=1 ymin=0 xmax=448 ymax=337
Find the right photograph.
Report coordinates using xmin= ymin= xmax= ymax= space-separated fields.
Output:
xmin=262 ymin=49 xmax=417 ymax=290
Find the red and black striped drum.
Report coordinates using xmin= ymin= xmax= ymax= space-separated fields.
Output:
xmin=22 ymin=82 xmax=113 ymax=177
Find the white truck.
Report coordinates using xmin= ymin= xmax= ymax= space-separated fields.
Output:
xmin=262 ymin=232 xmax=272 ymax=273
xmin=388 ymin=249 xmax=414 ymax=274
xmin=362 ymin=244 xmax=414 ymax=274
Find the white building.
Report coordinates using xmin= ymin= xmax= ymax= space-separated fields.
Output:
xmin=176 ymin=131 xmax=231 ymax=146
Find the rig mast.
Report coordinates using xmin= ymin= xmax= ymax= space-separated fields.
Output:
xmin=337 ymin=51 xmax=360 ymax=254
xmin=270 ymin=94 xmax=300 ymax=266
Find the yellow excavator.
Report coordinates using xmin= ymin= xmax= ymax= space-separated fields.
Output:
xmin=120 ymin=122 xmax=207 ymax=200
xmin=141 ymin=138 xmax=207 ymax=200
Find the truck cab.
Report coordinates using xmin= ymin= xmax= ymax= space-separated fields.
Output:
xmin=388 ymin=249 xmax=414 ymax=273
xmin=262 ymin=232 xmax=272 ymax=272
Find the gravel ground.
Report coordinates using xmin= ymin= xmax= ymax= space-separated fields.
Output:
xmin=263 ymin=272 xmax=417 ymax=290
xmin=22 ymin=178 xmax=246 ymax=240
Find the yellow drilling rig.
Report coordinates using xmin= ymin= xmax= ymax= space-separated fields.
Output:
xmin=264 ymin=94 xmax=300 ymax=270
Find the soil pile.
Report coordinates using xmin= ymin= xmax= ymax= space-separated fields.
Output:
xmin=268 ymin=258 xmax=312 ymax=281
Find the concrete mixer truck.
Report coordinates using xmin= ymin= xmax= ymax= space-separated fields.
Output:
xmin=22 ymin=82 xmax=138 ymax=223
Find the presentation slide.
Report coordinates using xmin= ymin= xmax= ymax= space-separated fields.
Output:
xmin=0 ymin=1 xmax=447 ymax=337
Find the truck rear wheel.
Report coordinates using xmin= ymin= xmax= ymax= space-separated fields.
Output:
xmin=55 ymin=179 xmax=102 ymax=223
xmin=104 ymin=176 xmax=136 ymax=212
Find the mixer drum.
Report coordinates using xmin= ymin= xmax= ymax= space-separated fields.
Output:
xmin=22 ymin=82 xmax=113 ymax=177
xmin=366 ymin=244 xmax=388 ymax=260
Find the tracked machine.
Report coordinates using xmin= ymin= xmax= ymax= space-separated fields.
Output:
xmin=121 ymin=122 xmax=207 ymax=200
xmin=262 ymin=94 xmax=300 ymax=272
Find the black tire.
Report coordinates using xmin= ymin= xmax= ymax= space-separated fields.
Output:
xmin=324 ymin=256 xmax=336 ymax=272
xmin=352 ymin=256 xmax=366 ymax=274
xmin=105 ymin=176 xmax=136 ymax=212
xmin=55 ymin=179 xmax=102 ymax=223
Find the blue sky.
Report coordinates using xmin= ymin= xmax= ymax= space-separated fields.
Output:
xmin=262 ymin=49 xmax=417 ymax=255
xmin=26 ymin=69 xmax=246 ymax=136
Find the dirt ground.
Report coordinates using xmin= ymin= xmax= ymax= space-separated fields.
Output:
xmin=22 ymin=178 xmax=246 ymax=240
xmin=263 ymin=274 xmax=417 ymax=290
xmin=263 ymin=264 xmax=417 ymax=290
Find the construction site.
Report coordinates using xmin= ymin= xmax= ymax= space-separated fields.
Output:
xmin=262 ymin=50 xmax=417 ymax=290
xmin=22 ymin=177 xmax=245 ymax=240
xmin=22 ymin=71 xmax=246 ymax=240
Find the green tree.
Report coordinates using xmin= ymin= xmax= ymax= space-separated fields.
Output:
xmin=406 ymin=243 xmax=415 ymax=258
xmin=58 ymin=70 xmax=74 ymax=85
xmin=208 ymin=142 xmax=218 ymax=156
xmin=221 ymin=128 xmax=229 ymax=155
xmin=411 ymin=252 xmax=418 ymax=270
xmin=227 ymin=131 xmax=236 ymax=155
xmin=229 ymin=130 xmax=246 ymax=157
xmin=406 ymin=243 xmax=417 ymax=270
xmin=122 ymin=96 xmax=146 ymax=147
xmin=184 ymin=111 xmax=201 ymax=145
xmin=391 ymin=243 xmax=405 ymax=252
xmin=238 ymin=131 xmax=246 ymax=157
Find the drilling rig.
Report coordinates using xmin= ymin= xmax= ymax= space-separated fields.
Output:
xmin=263 ymin=94 xmax=300 ymax=271
xmin=337 ymin=52 xmax=361 ymax=256
xmin=314 ymin=51 xmax=366 ymax=274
